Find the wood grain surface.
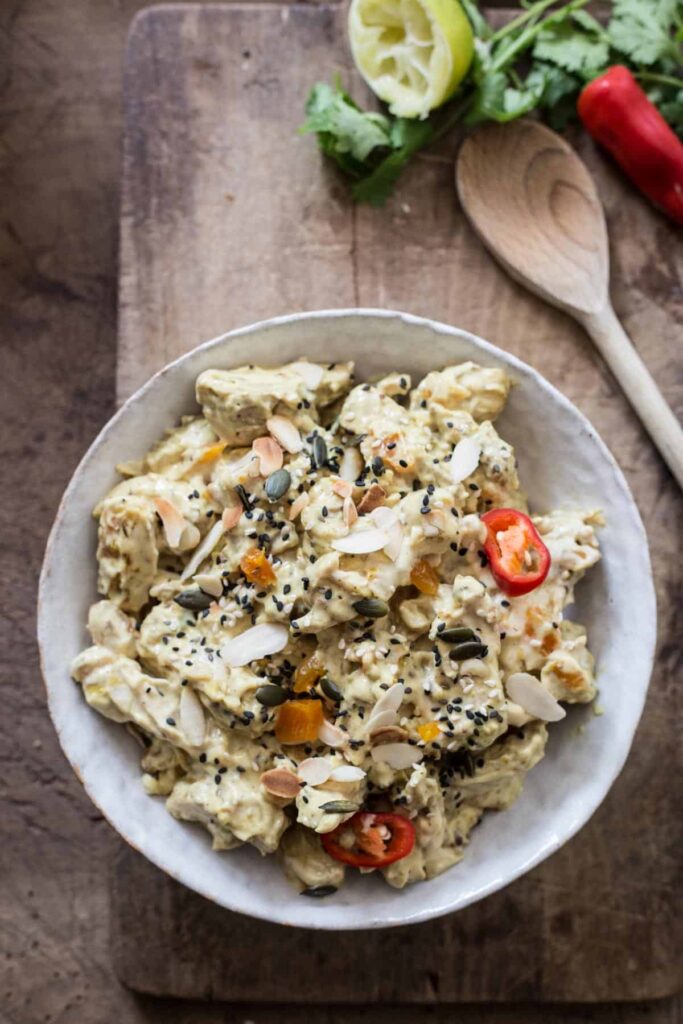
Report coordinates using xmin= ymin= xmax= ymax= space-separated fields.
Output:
xmin=112 ymin=1 xmax=683 ymax=1004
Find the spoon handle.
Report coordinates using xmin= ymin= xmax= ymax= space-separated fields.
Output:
xmin=581 ymin=304 xmax=683 ymax=489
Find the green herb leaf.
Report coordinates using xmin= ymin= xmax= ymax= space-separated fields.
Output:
xmin=352 ymin=117 xmax=435 ymax=205
xmin=607 ymin=0 xmax=682 ymax=67
xmin=533 ymin=15 xmax=610 ymax=77
xmin=659 ymin=90 xmax=683 ymax=134
xmin=642 ymin=80 xmax=683 ymax=137
xmin=301 ymin=82 xmax=393 ymax=178
xmin=467 ymin=68 xmax=545 ymax=125
xmin=530 ymin=62 xmax=581 ymax=129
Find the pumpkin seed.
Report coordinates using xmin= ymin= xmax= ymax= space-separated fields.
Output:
xmin=174 ymin=588 xmax=213 ymax=611
xmin=312 ymin=435 xmax=328 ymax=469
xmin=352 ymin=598 xmax=389 ymax=619
xmin=320 ymin=800 xmax=358 ymax=813
xmin=302 ymin=885 xmax=337 ymax=898
xmin=449 ymin=641 xmax=489 ymax=662
xmin=320 ymin=677 xmax=343 ymax=703
xmin=439 ymin=627 xmax=477 ymax=644
xmin=265 ymin=468 xmax=291 ymax=502
xmin=235 ymin=484 xmax=253 ymax=512
xmin=254 ymin=684 xmax=288 ymax=707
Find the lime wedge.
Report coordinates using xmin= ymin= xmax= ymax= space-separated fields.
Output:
xmin=349 ymin=0 xmax=474 ymax=119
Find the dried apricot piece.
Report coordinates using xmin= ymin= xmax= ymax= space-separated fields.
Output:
xmin=410 ymin=559 xmax=440 ymax=596
xmin=240 ymin=546 xmax=276 ymax=587
xmin=417 ymin=721 xmax=441 ymax=743
xmin=196 ymin=441 xmax=228 ymax=465
xmin=275 ymin=700 xmax=324 ymax=744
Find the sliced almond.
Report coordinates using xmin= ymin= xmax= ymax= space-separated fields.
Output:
xmin=179 ymin=685 xmax=205 ymax=747
xmin=194 ymin=573 xmax=223 ymax=598
xmin=332 ymin=479 xmax=353 ymax=499
xmin=357 ymin=484 xmax=386 ymax=516
xmin=370 ymin=682 xmax=404 ymax=721
xmin=331 ymin=527 xmax=388 ymax=554
xmin=318 ymin=719 xmax=347 ymax=748
xmin=339 ymin=447 xmax=363 ymax=483
xmin=369 ymin=725 xmax=409 ymax=746
xmin=222 ymin=505 xmax=242 ymax=530
xmin=252 ymin=436 xmax=284 ymax=475
xmin=343 ymin=495 xmax=358 ymax=528
xmin=383 ymin=522 xmax=404 ymax=562
xmin=450 ymin=437 xmax=481 ymax=484
xmin=180 ymin=519 xmax=225 ymax=581
xmin=226 ymin=449 xmax=259 ymax=480
xmin=154 ymin=497 xmax=188 ymax=550
xmin=506 ymin=672 xmax=566 ymax=723
xmin=329 ymin=765 xmax=366 ymax=783
xmin=371 ymin=505 xmax=398 ymax=530
xmin=221 ymin=622 xmax=289 ymax=668
xmin=365 ymin=709 xmax=398 ymax=732
xmin=289 ymin=492 xmax=309 ymax=521
xmin=370 ymin=743 xmax=423 ymax=770
xmin=178 ymin=521 xmax=201 ymax=552
xmin=267 ymin=415 xmax=303 ymax=454
xmin=261 ymin=768 xmax=301 ymax=802
xmin=289 ymin=361 xmax=325 ymax=389
xmin=297 ymin=757 xmax=333 ymax=786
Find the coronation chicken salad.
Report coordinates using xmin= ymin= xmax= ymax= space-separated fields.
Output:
xmin=72 ymin=358 xmax=601 ymax=893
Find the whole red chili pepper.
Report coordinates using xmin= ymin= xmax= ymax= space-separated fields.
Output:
xmin=578 ymin=66 xmax=683 ymax=226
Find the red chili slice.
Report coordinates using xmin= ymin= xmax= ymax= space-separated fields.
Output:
xmin=321 ymin=811 xmax=415 ymax=868
xmin=481 ymin=508 xmax=551 ymax=597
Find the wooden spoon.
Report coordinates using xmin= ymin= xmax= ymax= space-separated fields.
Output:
xmin=456 ymin=119 xmax=683 ymax=489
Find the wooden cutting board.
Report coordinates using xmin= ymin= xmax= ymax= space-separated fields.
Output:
xmin=113 ymin=1 xmax=682 ymax=1002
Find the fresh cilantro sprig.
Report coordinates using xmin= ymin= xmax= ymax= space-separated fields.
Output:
xmin=301 ymin=82 xmax=436 ymax=204
xmin=301 ymin=0 xmax=683 ymax=205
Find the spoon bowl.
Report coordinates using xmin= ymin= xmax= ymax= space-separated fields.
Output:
xmin=457 ymin=120 xmax=608 ymax=316
xmin=456 ymin=119 xmax=683 ymax=488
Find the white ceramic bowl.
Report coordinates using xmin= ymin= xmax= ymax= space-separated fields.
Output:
xmin=38 ymin=309 xmax=655 ymax=929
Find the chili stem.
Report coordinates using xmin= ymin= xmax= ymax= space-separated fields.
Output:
xmin=635 ymin=71 xmax=683 ymax=90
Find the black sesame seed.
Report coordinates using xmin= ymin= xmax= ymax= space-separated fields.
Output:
xmin=235 ymin=484 xmax=253 ymax=511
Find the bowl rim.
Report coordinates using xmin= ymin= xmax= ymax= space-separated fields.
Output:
xmin=37 ymin=307 xmax=656 ymax=929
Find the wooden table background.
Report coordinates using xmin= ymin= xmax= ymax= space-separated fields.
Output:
xmin=0 ymin=1 xmax=681 ymax=1022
